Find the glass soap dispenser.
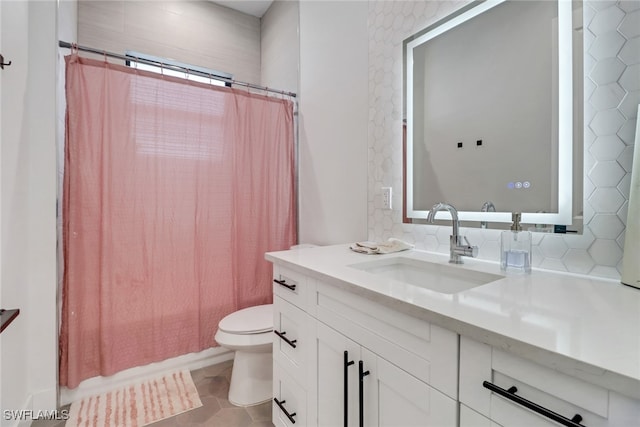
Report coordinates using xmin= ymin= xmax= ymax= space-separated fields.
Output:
xmin=501 ymin=212 xmax=532 ymax=274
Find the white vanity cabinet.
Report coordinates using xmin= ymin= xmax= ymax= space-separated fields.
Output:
xmin=268 ymin=247 xmax=640 ymax=427
xmin=271 ymin=263 xmax=459 ymax=426
xmin=459 ymin=336 xmax=640 ymax=427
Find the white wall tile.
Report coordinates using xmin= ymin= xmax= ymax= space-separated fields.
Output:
xmin=366 ymin=1 xmax=636 ymax=280
xmin=589 ymin=187 xmax=626 ymax=213
xmin=590 ymin=265 xmax=621 ymax=278
xmin=618 ymin=9 xmax=640 ymax=38
xmin=587 ymin=31 xmax=626 ymax=60
xmin=618 ymin=145 xmax=635 ymax=172
xmin=619 ymin=90 xmax=640 ymax=118
xmin=619 ymin=0 xmax=640 ymax=12
xmin=589 ymin=187 xmax=626 ymax=212
xmin=563 ymin=249 xmax=596 ymax=274
xmin=588 ymin=5 xmax=624 ymax=35
xmin=619 ymin=64 xmax=640 ymax=91
xmin=588 ymin=160 xmax=626 ymax=186
xmin=589 ymin=83 xmax=626 ymax=110
xmin=617 ymin=171 xmax=632 ymax=199
xmin=589 ymin=239 xmax=624 ymax=265
xmin=619 ymin=37 xmax=640 ymax=65
xmin=589 ymin=57 xmax=626 ymax=84
xmin=589 ymin=134 xmax=626 ymax=160
xmin=618 ymin=117 xmax=639 ymax=144
xmin=539 ymin=235 xmax=569 ymax=259
xmin=540 ymin=258 xmax=568 ymax=271
xmin=589 ymin=109 xmax=626 ymax=134
xmin=589 ymin=213 xmax=625 ymax=238
xmin=564 ymin=228 xmax=596 ymax=249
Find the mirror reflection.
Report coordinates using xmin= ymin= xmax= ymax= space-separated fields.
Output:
xmin=404 ymin=0 xmax=584 ymax=232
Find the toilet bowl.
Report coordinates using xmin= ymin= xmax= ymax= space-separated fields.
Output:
xmin=214 ymin=304 xmax=273 ymax=407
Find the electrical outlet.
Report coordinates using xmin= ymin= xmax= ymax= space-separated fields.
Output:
xmin=382 ymin=187 xmax=392 ymax=210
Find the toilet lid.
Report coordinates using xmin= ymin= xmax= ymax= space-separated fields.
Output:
xmin=219 ymin=304 xmax=273 ymax=334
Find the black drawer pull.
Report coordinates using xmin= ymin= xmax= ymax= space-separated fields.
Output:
xmin=483 ymin=381 xmax=586 ymax=427
xmin=274 ymin=398 xmax=297 ymax=424
xmin=359 ymin=361 xmax=370 ymax=427
xmin=274 ymin=278 xmax=296 ymax=291
xmin=274 ymin=330 xmax=297 ymax=348
xmin=344 ymin=351 xmax=355 ymax=427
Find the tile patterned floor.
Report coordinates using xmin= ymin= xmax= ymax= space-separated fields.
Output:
xmin=31 ymin=360 xmax=274 ymax=427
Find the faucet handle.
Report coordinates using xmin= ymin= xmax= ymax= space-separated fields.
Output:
xmin=464 ymin=236 xmax=479 ymax=257
xmin=453 ymin=236 xmax=478 ymax=258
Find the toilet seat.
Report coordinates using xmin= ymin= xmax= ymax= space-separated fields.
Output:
xmin=214 ymin=303 xmax=274 ymax=406
xmin=218 ymin=304 xmax=273 ymax=335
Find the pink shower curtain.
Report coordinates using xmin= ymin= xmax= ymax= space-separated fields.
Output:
xmin=60 ymin=55 xmax=297 ymax=388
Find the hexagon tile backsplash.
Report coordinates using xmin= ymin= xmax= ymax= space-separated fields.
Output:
xmin=367 ymin=0 xmax=640 ymax=279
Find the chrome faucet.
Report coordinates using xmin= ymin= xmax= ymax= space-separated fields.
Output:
xmin=480 ymin=201 xmax=496 ymax=229
xmin=427 ymin=202 xmax=478 ymax=264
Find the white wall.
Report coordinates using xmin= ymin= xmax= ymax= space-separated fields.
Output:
xmin=0 ymin=0 xmax=58 ymax=424
xmin=298 ymin=1 xmax=369 ymax=245
xmin=77 ymin=0 xmax=261 ymax=84
xmin=261 ymin=0 xmax=299 ymax=95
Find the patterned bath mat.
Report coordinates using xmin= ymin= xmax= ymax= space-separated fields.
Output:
xmin=65 ymin=369 xmax=202 ymax=427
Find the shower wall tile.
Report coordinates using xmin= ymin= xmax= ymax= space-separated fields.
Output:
xmin=77 ymin=0 xmax=261 ymax=84
xmin=368 ymin=1 xmax=640 ymax=280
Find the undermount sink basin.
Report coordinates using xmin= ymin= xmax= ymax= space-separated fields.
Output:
xmin=349 ymin=257 xmax=503 ymax=294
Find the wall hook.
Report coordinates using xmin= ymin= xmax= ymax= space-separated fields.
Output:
xmin=0 ymin=54 xmax=11 ymax=69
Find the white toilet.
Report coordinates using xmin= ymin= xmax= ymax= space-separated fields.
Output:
xmin=214 ymin=304 xmax=273 ymax=407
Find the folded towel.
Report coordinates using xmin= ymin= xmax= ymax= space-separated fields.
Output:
xmin=349 ymin=238 xmax=414 ymax=255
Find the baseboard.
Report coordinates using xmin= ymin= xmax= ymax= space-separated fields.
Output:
xmin=31 ymin=387 xmax=57 ymax=413
xmin=59 ymin=347 xmax=233 ymax=406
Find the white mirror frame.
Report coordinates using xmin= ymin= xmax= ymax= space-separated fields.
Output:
xmin=406 ymin=0 xmax=573 ymax=225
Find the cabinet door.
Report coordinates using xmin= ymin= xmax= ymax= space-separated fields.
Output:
xmin=362 ymin=348 xmax=458 ymax=427
xmin=316 ymin=321 xmax=360 ymax=427
xmin=315 ymin=321 xmax=458 ymax=427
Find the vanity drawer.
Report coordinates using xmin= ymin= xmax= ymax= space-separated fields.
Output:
xmin=273 ymin=265 xmax=310 ymax=311
xmin=313 ymin=280 xmax=458 ymax=399
xmin=273 ymin=361 xmax=307 ymax=427
xmin=460 ymin=404 xmax=493 ymax=427
xmin=273 ymin=296 xmax=312 ymax=387
xmin=459 ymin=336 xmax=640 ymax=427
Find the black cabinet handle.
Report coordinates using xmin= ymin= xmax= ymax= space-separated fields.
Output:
xmin=483 ymin=381 xmax=586 ymax=427
xmin=274 ymin=278 xmax=296 ymax=291
xmin=273 ymin=397 xmax=297 ymax=424
xmin=274 ymin=330 xmax=297 ymax=348
xmin=344 ymin=351 xmax=355 ymax=427
xmin=358 ymin=361 xmax=370 ymax=427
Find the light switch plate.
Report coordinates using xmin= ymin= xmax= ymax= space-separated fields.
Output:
xmin=382 ymin=187 xmax=392 ymax=210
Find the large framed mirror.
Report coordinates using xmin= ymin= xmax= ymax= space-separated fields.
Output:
xmin=404 ymin=0 xmax=584 ymax=232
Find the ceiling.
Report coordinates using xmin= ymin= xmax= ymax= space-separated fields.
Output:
xmin=212 ymin=1 xmax=274 ymax=18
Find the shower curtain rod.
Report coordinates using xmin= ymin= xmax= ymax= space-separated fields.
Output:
xmin=58 ymin=41 xmax=297 ymax=98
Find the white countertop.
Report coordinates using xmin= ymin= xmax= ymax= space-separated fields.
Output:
xmin=266 ymin=244 xmax=640 ymax=397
